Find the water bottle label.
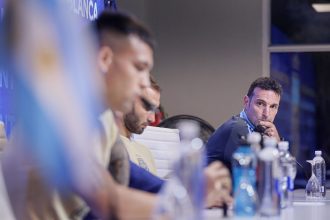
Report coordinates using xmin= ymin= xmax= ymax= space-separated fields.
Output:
xmin=275 ymin=179 xmax=281 ymax=195
xmin=288 ymin=177 xmax=294 ymax=191
xmin=233 ymin=168 xmax=256 ymax=191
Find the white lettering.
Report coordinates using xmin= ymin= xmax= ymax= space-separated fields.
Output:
xmin=67 ymin=0 xmax=98 ymax=21
xmin=0 ymin=70 xmax=8 ymax=88
xmin=0 ymin=70 xmax=14 ymax=89
xmin=78 ymin=0 xmax=84 ymax=18
xmin=89 ymin=0 xmax=93 ymax=20
xmin=93 ymin=2 xmax=98 ymax=20
xmin=73 ymin=0 xmax=79 ymax=15
xmin=83 ymin=0 xmax=88 ymax=19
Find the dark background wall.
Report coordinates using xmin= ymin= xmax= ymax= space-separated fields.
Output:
xmin=118 ymin=0 xmax=264 ymax=128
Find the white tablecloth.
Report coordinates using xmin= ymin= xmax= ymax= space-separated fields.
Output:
xmin=204 ymin=189 xmax=330 ymax=220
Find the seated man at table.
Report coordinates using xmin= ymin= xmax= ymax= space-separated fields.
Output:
xmin=116 ymin=76 xmax=233 ymax=207
xmin=118 ymin=76 xmax=160 ymax=175
xmin=206 ymin=77 xmax=282 ymax=169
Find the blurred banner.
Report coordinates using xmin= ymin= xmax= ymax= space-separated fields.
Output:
xmin=0 ymin=0 xmax=3 ymax=18
xmin=0 ymin=0 xmax=15 ymax=137
xmin=0 ymin=0 xmax=112 ymax=136
xmin=1 ymin=0 xmax=104 ymax=191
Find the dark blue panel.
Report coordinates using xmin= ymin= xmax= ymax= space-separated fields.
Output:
xmin=271 ymin=26 xmax=316 ymax=188
xmin=0 ymin=0 xmax=15 ymax=136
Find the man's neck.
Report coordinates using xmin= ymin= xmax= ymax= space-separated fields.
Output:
xmin=118 ymin=121 xmax=131 ymax=138
xmin=123 ymin=128 xmax=131 ymax=139
xmin=114 ymin=112 xmax=132 ymax=139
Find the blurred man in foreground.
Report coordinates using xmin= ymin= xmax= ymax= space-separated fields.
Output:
xmin=2 ymin=7 xmax=157 ymax=219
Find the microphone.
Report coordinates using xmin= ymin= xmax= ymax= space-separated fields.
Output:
xmin=254 ymin=125 xmax=266 ymax=135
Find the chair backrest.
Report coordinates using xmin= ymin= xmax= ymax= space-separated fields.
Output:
xmin=133 ymin=115 xmax=215 ymax=179
xmin=132 ymin=126 xmax=180 ymax=179
xmin=158 ymin=114 xmax=215 ymax=144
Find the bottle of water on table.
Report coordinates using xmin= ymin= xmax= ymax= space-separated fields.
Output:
xmin=278 ymin=141 xmax=296 ymax=208
xmin=232 ymin=139 xmax=257 ymax=216
xmin=258 ymin=137 xmax=281 ymax=217
xmin=313 ymin=150 xmax=326 ymax=198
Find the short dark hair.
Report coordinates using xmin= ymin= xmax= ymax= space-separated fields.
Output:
xmin=94 ymin=10 xmax=155 ymax=51
xmin=247 ymin=77 xmax=282 ymax=98
xmin=150 ymin=75 xmax=161 ymax=93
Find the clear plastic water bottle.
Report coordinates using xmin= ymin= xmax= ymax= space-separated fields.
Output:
xmin=232 ymin=141 xmax=257 ymax=216
xmin=278 ymin=142 xmax=289 ymax=208
xmin=287 ymin=148 xmax=297 ymax=200
xmin=247 ymin=132 xmax=262 ymax=154
xmin=247 ymin=132 xmax=261 ymax=181
xmin=313 ymin=150 xmax=326 ymax=197
xmin=154 ymin=120 xmax=204 ymax=220
xmin=258 ymin=137 xmax=281 ymax=217
xmin=278 ymin=141 xmax=296 ymax=208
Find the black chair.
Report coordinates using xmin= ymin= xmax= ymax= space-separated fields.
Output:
xmin=158 ymin=114 xmax=215 ymax=144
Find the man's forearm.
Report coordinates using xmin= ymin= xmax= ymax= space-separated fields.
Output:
xmin=116 ymin=185 xmax=157 ymax=220
xmin=75 ymin=165 xmax=157 ymax=220
xmin=74 ymin=165 xmax=119 ymax=219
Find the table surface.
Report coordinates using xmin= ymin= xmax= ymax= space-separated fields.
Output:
xmin=204 ymin=189 xmax=330 ymax=220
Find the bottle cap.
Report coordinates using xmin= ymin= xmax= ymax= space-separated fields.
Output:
xmin=315 ymin=150 xmax=322 ymax=156
xmin=247 ymin=132 xmax=261 ymax=144
xmin=278 ymin=141 xmax=289 ymax=151
xmin=258 ymin=144 xmax=279 ymax=161
xmin=263 ymin=137 xmax=277 ymax=148
xmin=177 ymin=120 xmax=200 ymax=141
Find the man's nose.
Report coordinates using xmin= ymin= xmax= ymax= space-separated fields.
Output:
xmin=147 ymin=112 xmax=156 ymax=124
xmin=262 ymin=106 xmax=270 ymax=119
xmin=139 ymin=72 xmax=150 ymax=89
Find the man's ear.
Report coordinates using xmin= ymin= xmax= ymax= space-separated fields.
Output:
xmin=97 ymin=46 xmax=113 ymax=74
xmin=243 ymin=95 xmax=250 ymax=108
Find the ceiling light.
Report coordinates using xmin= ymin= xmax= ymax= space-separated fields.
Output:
xmin=312 ymin=4 xmax=330 ymax=12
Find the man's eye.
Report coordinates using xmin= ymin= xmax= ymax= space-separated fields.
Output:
xmin=141 ymin=97 xmax=155 ymax=112
xmin=136 ymin=66 xmax=143 ymax=71
xmin=135 ymin=64 xmax=146 ymax=72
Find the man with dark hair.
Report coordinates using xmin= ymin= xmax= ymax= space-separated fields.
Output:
xmin=92 ymin=10 xmax=155 ymax=187
xmin=94 ymin=11 xmax=155 ymax=114
xmin=206 ymin=77 xmax=282 ymax=168
xmin=116 ymin=76 xmax=233 ymax=207
xmin=95 ymin=11 xmax=155 ymax=51
xmin=93 ymin=10 xmax=231 ymax=216
xmin=94 ymin=10 xmax=232 ymax=215
xmin=123 ymin=76 xmax=161 ymax=133
xmin=3 ymin=10 xmax=157 ymax=220
xmin=115 ymin=75 xmax=161 ymax=176
xmin=85 ymin=10 xmax=159 ymax=219
xmin=120 ymin=86 xmax=160 ymax=174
